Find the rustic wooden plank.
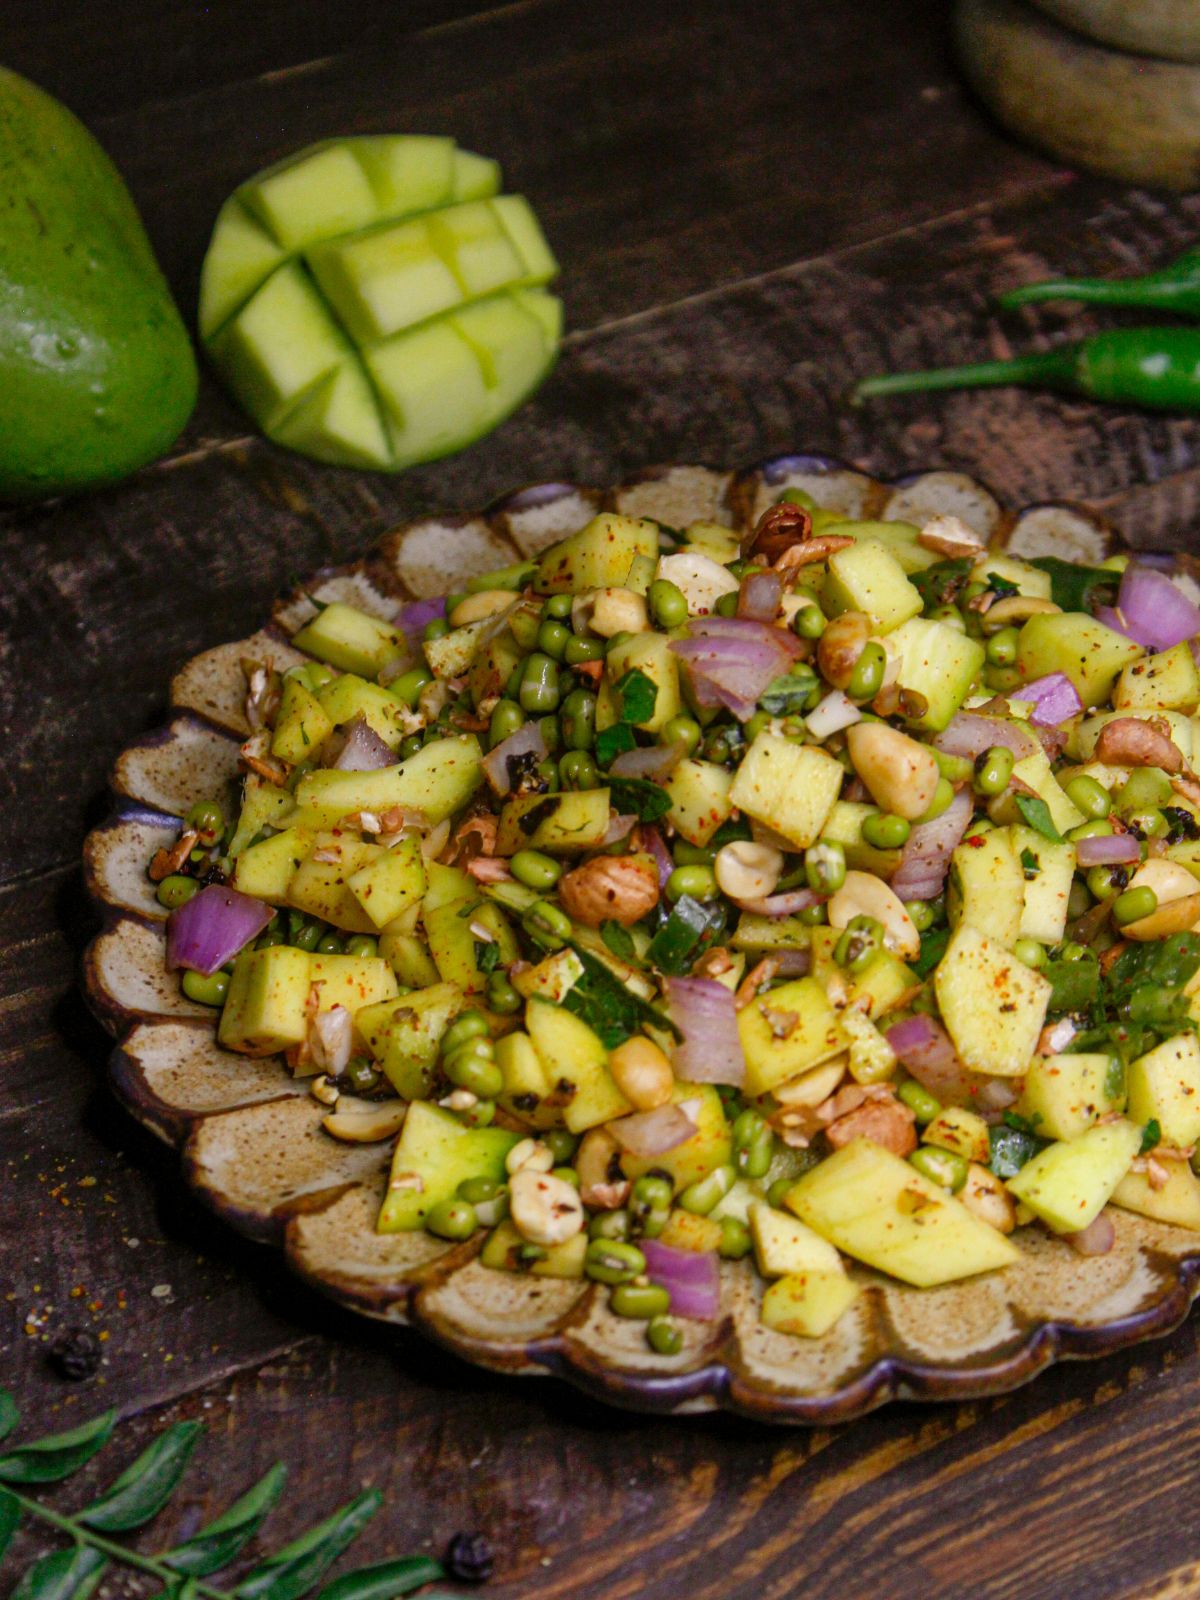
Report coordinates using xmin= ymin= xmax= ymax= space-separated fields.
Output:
xmin=6 ymin=178 xmax=1200 ymax=886
xmin=78 ymin=0 xmax=1057 ymax=341
xmin=3 ymin=0 xmax=517 ymax=120
xmin=4 ymin=1314 xmax=1200 ymax=1599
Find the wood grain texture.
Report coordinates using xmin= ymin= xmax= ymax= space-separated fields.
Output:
xmin=4 ymin=0 xmax=1200 ymax=1593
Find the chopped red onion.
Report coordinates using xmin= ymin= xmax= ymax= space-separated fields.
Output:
xmin=600 ymin=812 xmax=638 ymax=847
xmin=1075 ymin=833 xmax=1139 ymax=867
xmin=890 ymin=784 xmax=973 ymax=902
xmin=641 ymin=825 xmax=675 ymax=888
xmin=1116 ymin=564 xmax=1200 ymax=651
xmin=737 ymin=569 xmax=783 ymax=623
xmin=395 ymin=595 xmax=446 ymax=647
xmin=1064 ymin=1212 xmax=1115 ymax=1256
xmin=667 ymin=976 xmax=747 ymax=1086
xmin=671 ymin=618 xmax=802 ymax=723
xmin=885 ymin=1013 xmax=1000 ymax=1109
xmin=481 ymin=720 xmax=546 ymax=796
xmin=167 ymin=885 xmax=274 ymax=977
xmin=640 ymin=1239 xmax=721 ymax=1320
xmin=735 ymin=888 xmax=825 ymax=917
xmin=609 ymin=1103 xmax=698 ymax=1157
xmin=328 ymin=716 xmax=398 ymax=772
xmin=804 ymin=689 xmax=863 ymax=739
xmin=1021 ymin=672 xmax=1082 ymax=728
xmin=608 ymin=741 xmax=687 ymax=782
xmin=935 ymin=712 xmax=1037 ymax=762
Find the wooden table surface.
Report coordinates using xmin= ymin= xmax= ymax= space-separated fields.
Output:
xmin=6 ymin=3 xmax=1200 ymax=1596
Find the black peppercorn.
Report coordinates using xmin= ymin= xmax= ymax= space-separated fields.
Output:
xmin=48 ymin=1327 xmax=102 ymax=1381
xmin=444 ymin=1531 xmax=494 ymax=1583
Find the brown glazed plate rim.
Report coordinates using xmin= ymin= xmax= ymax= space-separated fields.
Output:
xmin=81 ymin=452 xmax=1200 ymax=1423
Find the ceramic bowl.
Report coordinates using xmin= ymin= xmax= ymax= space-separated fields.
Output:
xmin=82 ymin=454 xmax=1200 ymax=1422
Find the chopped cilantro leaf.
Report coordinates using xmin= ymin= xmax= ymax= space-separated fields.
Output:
xmin=1014 ymin=794 xmax=1062 ymax=841
xmin=600 ymin=920 xmax=637 ymax=962
xmin=617 ymin=668 xmax=658 ymax=726
xmin=989 ymin=1123 xmax=1041 ymax=1179
xmin=475 ymin=940 xmax=500 ymax=974
xmin=914 ymin=926 xmax=950 ymax=979
xmin=912 ymin=558 xmax=971 ymax=612
xmin=607 ymin=775 xmax=673 ymax=822
xmin=984 ymin=573 xmax=1020 ymax=600
xmin=1020 ymin=845 xmax=1040 ymax=878
xmin=1029 ymin=557 xmax=1118 ymax=615
xmin=1103 ymin=932 xmax=1200 ymax=1006
xmin=563 ymin=946 xmax=680 ymax=1047
xmin=1140 ymin=1118 xmax=1162 ymax=1156
xmin=1043 ymin=956 xmax=1100 ymax=1015
xmin=759 ymin=672 xmax=818 ymax=716
xmin=595 ymin=722 xmax=636 ymax=767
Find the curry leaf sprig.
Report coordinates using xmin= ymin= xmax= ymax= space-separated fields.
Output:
xmin=0 ymin=1391 xmax=455 ymax=1600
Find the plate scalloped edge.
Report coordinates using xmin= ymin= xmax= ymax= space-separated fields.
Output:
xmin=81 ymin=452 xmax=1200 ymax=1423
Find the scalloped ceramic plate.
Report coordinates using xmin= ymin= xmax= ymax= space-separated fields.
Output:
xmin=83 ymin=455 xmax=1200 ymax=1423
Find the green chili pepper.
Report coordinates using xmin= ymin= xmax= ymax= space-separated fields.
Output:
xmin=854 ymin=327 xmax=1200 ymax=412
xmin=998 ymin=247 xmax=1200 ymax=320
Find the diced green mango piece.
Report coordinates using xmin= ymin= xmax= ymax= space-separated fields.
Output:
xmin=818 ymin=800 xmax=904 ymax=879
xmin=315 ymin=674 xmax=411 ymax=749
xmin=601 ymin=632 xmax=681 ymax=731
xmin=348 ymin=835 xmax=426 ymax=929
xmin=271 ymin=676 xmax=335 ymax=765
xmin=358 ymin=981 xmax=463 ymax=1100
xmin=761 ymin=1271 xmax=860 ymax=1338
xmin=1007 ymin=1120 xmax=1142 ymax=1234
xmin=659 ymin=1208 xmax=723 ymax=1253
xmin=468 ymin=625 xmax=524 ymax=707
xmin=495 ymin=1028 xmax=555 ymax=1126
xmin=808 ymin=926 xmax=913 ymax=1019
xmin=818 ymin=518 xmax=935 ymax=574
xmin=663 ymin=758 xmax=734 ymax=846
xmin=749 ymin=1201 xmax=844 ymax=1277
xmin=619 ymin=1084 xmax=732 ymax=1193
xmin=732 ymin=913 xmax=812 ymax=952
xmin=536 ymin=512 xmax=661 ymax=594
xmin=1019 ymin=1052 xmax=1125 ymax=1143
xmin=378 ymin=929 xmax=441 ymax=989
xmin=209 ymin=261 xmax=350 ymax=430
xmin=227 ymin=774 xmax=295 ymax=857
xmin=1126 ymin=1032 xmax=1200 ymax=1149
xmin=970 ymin=553 xmax=1051 ymax=599
xmin=935 ymin=924 xmax=1051 ymax=1077
xmin=450 ymin=148 xmax=502 ymax=201
xmin=922 ymin=1106 xmax=991 ymax=1164
xmin=198 ymin=197 xmax=287 ymax=339
xmin=491 ymin=195 xmax=559 ymax=285
xmin=242 ymin=142 xmax=380 ymax=250
xmin=1011 ymin=825 xmax=1076 ymax=946
xmin=823 ymin=540 xmax=922 ymax=632
xmin=424 ymin=860 xmax=479 ymax=913
xmin=786 ymin=1138 xmax=1019 ymax=1287
xmin=286 ymin=832 xmax=382 ymax=933
xmin=307 ymin=215 xmax=462 ymax=345
xmin=729 ymin=734 xmax=843 ymax=849
xmin=738 ymin=977 xmax=847 ymax=1097
xmin=496 ymin=788 xmax=612 ymax=854
xmin=1113 ymin=641 xmax=1200 ymax=712
xmin=1112 ymin=1157 xmax=1200 ymax=1231
xmin=424 ymin=614 xmax=501 ymax=679
xmin=354 ymin=134 xmax=456 ymax=216
xmin=218 ymin=946 xmax=311 ymax=1056
xmin=364 ymin=313 xmax=489 ymax=464
xmin=270 ymin=356 xmax=394 ymax=470
xmin=292 ymin=734 xmax=483 ymax=828
xmin=307 ymin=952 xmax=399 ymax=1015
xmin=1016 ymin=612 xmax=1144 ymax=709
xmin=231 ymin=825 xmax=313 ymax=905
xmin=512 ymin=947 xmax=585 ymax=1003
xmin=291 ymin=600 xmax=408 ymax=678
xmin=378 ymin=1100 xmax=519 ymax=1231
xmin=948 ymin=828 xmax=1024 ymax=948
xmin=888 ymin=617 xmax=986 ymax=732
xmin=525 ymin=998 xmax=631 ymax=1133
xmin=425 ymin=896 xmax=485 ymax=991
xmin=480 ymin=1219 xmax=586 ymax=1277
xmin=427 ymin=199 xmax=524 ymax=298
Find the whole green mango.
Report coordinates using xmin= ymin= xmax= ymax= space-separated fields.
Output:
xmin=0 ymin=68 xmax=197 ymax=500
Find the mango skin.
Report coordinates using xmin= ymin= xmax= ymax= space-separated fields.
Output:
xmin=0 ymin=68 xmax=197 ymax=500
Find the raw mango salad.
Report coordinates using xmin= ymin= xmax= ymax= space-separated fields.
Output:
xmin=155 ymin=495 xmax=1200 ymax=1348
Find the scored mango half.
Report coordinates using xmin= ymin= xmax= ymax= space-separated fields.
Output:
xmin=199 ymin=135 xmax=561 ymax=470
